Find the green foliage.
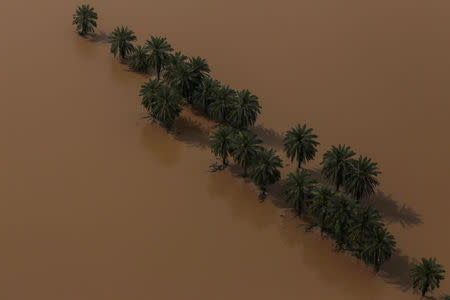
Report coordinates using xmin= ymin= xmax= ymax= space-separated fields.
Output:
xmin=209 ymin=126 xmax=235 ymax=167
xmin=150 ymin=85 xmax=183 ymax=129
xmin=139 ymin=79 xmax=161 ymax=111
xmin=283 ymin=169 xmax=316 ymax=215
xmin=360 ymin=227 xmax=396 ymax=272
xmin=208 ymin=85 xmax=236 ymax=123
xmin=326 ymin=193 xmax=357 ymax=250
xmin=283 ymin=124 xmax=319 ymax=169
xmin=321 ymin=144 xmax=356 ymax=192
xmin=410 ymin=257 xmax=446 ymax=297
xmin=192 ymin=77 xmax=220 ymax=112
xmin=72 ymin=4 xmax=98 ymax=36
xmin=308 ymin=185 xmax=335 ymax=233
xmin=109 ymin=26 xmax=136 ymax=59
xmin=249 ymin=148 xmax=283 ymax=200
xmin=345 ymin=155 xmax=380 ymax=200
xmin=349 ymin=205 xmax=383 ymax=244
xmin=129 ymin=45 xmax=150 ymax=73
xmin=444 ymin=295 xmax=450 ymax=300
xmin=228 ymin=89 xmax=261 ymax=130
xmin=145 ymin=36 xmax=173 ymax=80
xmin=187 ymin=56 xmax=211 ymax=96
xmin=230 ymin=130 xmax=263 ymax=177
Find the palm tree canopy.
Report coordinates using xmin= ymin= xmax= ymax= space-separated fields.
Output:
xmin=209 ymin=126 xmax=235 ymax=162
xmin=150 ymin=85 xmax=183 ymax=129
xmin=308 ymin=185 xmax=335 ymax=226
xmin=192 ymin=77 xmax=220 ymax=111
xmin=145 ymin=36 xmax=173 ymax=80
xmin=228 ymin=89 xmax=261 ymax=130
xmin=187 ymin=56 xmax=210 ymax=86
xmin=129 ymin=45 xmax=150 ymax=73
xmin=360 ymin=227 xmax=396 ymax=271
xmin=410 ymin=257 xmax=446 ymax=296
xmin=109 ymin=26 xmax=136 ymax=59
xmin=208 ymin=85 xmax=237 ymax=123
xmin=321 ymin=144 xmax=356 ymax=191
xmin=283 ymin=124 xmax=319 ymax=168
xmin=350 ymin=204 xmax=383 ymax=243
xmin=326 ymin=193 xmax=357 ymax=238
xmin=72 ymin=4 xmax=98 ymax=36
xmin=140 ymin=79 xmax=161 ymax=110
xmin=345 ymin=155 xmax=380 ymax=200
xmin=230 ymin=130 xmax=263 ymax=174
xmin=283 ymin=169 xmax=317 ymax=214
xmin=249 ymin=148 xmax=283 ymax=189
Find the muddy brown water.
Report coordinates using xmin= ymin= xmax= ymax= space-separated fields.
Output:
xmin=0 ymin=0 xmax=449 ymax=299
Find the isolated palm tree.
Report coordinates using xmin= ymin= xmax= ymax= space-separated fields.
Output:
xmin=150 ymin=85 xmax=183 ymax=129
xmin=209 ymin=126 xmax=235 ymax=168
xmin=228 ymin=89 xmax=261 ymax=130
xmin=321 ymin=144 xmax=356 ymax=192
xmin=410 ymin=257 xmax=446 ymax=297
xmin=283 ymin=169 xmax=316 ymax=215
xmin=208 ymin=85 xmax=236 ymax=123
xmin=345 ymin=155 xmax=380 ymax=200
xmin=249 ymin=148 xmax=282 ymax=200
xmin=72 ymin=4 xmax=98 ymax=36
xmin=192 ymin=77 xmax=220 ymax=112
xmin=360 ymin=227 xmax=396 ymax=272
xmin=129 ymin=45 xmax=149 ymax=73
xmin=350 ymin=205 xmax=383 ymax=244
xmin=109 ymin=26 xmax=136 ymax=59
xmin=326 ymin=193 xmax=357 ymax=250
xmin=308 ymin=185 xmax=335 ymax=233
xmin=283 ymin=124 xmax=320 ymax=169
xmin=230 ymin=130 xmax=263 ymax=177
xmin=139 ymin=79 xmax=161 ymax=111
xmin=145 ymin=36 xmax=173 ymax=80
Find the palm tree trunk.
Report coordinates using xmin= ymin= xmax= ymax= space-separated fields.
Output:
xmin=298 ymin=160 xmax=301 ymax=169
xmin=243 ymin=167 xmax=248 ymax=177
xmin=222 ymin=157 xmax=227 ymax=167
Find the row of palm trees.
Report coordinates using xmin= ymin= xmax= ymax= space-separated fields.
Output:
xmin=72 ymin=5 xmax=446 ymax=298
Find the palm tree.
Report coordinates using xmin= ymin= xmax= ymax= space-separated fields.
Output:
xmin=249 ymin=148 xmax=283 ymax=200
xmin=129 ymin=45 xmax=149 ymax=73
xmin=208 ymin=85 xmax=236 ymax=123
xmin=72 ymin=4 xmax=98 ymax=36
xmin=150 ymin=85 xmax=183 ymax=129
xmin=283 ymin=169 xmax=316 ymax=215
xmin=444 ymin=295 xmax=450 ymax=300
xmin=308 ymin=185 xmax=335 ymax=234
xmin=228 ymin=89 xmax=261 ymax=130
xmin=230 ymin=130 xmax=263 ymax=177
xmin=109 ymin=26 xmax=136 ymax=59
xmin=326 ymin=193 xmax=357 ymax=250
xmin=345 ymin=155 xmax=380 ymax=200
xmin=145 ymin=36 xmax=173 ymax=80
xmin=410 ymin=257 xmax=446 ymax=297
xmin=283 ymin=124 xmax=320 ymax=169
xmin=163 ymin=51 xmax=188 ymax=84
xmin=349 ymin=205 xmax=383 ymax=245
xmin=139 ymin=79 xmax=161 ymax=111
xmin=187 ymin=56 xmax=210 ymax=97
xmin=209 ymin=126 xmax=235 ymax=168
xmin=192 ymin=77 xmax=220 ymax=112
xmin=321 ymin=144 xmax=356 ymax=192
xmin=360 ymin=227 xmax=396 ymax=272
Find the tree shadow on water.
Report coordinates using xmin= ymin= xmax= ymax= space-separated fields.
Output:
xmin=251 ymin=125 xmax=284 ymax=150
xmin=379 ymin=249 xmax=413 ymax=291
xmin=365 ymin=191 xmax=422 ymax=228
xmin=87 ymin=31 xmax=109 ymax=44
xmin=172 ymin=116 xmax=210 ymax=149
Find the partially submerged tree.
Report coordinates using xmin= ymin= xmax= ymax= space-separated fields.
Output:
xmin=139 ymin=78 xmax=161 ymax=111
xmin=360 ymin=227 xmax=396 ymax=272
xmin=410 ymin=257 xmax=446 ymax=297
xmin=208 ymin=85 xmax=236 ymax=123
xmin=145 ymin=36 xmax=173 ymax=80
xmin=321 ymin=144 xmax=355 ymax=192
xmin=228 ymin=89 xmax=261 ymax=130
xmin=129 ymin=45 xmax=150 ymax=73
xmin=209 ymin=126 xmax=235 ymax=168
xmin=192 ymin=77 xmax=220 ymax=112
xmin=283 ymin=124 xmax=319 ymax=169
xmin=249 ymin=148 xmax=282 ymax=201
xmin=345 ymin=155 xmax=380 ymax=200
xmin=72 ymin=4 xmax=98 ymax=36
xmin=109 ymin=26 xmax=136 ymax=59
xmin=283 ymin=169 xmax=316 ymax=215
xmin=230 ymin=130 xmax=263 ymax=177
xmin=150 ymin=85 xmax=183 ymax=129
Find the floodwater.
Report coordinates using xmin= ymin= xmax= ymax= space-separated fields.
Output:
xmin=0 ymin=0 xmax=449 ymax=299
